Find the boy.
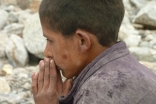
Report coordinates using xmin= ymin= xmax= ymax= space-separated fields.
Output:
xmin=32 ymin=0 xmax=156 ymax=104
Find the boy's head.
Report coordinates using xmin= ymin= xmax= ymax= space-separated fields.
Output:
xmin=39 ymin=0 xmax=125 ymax=78
xmin=39 ymin=0 xmax=125 ymax=47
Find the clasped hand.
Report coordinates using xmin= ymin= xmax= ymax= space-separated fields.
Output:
xmin=32 ymin=58 xmax=72 ymax=104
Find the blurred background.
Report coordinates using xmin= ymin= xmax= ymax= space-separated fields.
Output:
xmin=0 ymin=0 xmax=156 ymax=103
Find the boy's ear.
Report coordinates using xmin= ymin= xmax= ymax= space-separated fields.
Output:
xmin=75 ymin=29 xmax=91 ymax=53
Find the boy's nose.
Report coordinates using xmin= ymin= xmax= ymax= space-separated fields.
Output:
xmin=44 ymin=44 xmax=53 ymax=59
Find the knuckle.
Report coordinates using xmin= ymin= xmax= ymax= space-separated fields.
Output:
xmin=38 ymin=79 xmax=43 ymax=83
xmin=50 ymin=76 xmax=56 ymax=80
xmin=32 ymin=85 xmax=35 ymax=89
xmin=45 ymin=63 xmax=49 ymax=68
xmin=44 ymin=74 xmax=50 ymax=79
xmin=40 ymin=67 xmax=44 ymax=72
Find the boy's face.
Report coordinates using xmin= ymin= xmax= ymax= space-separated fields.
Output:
xmin=41 ymin=23 xmax=85 ymax=78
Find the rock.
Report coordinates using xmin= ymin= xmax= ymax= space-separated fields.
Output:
xmin=29 ymin=0 xmax=41 ymax=13
xmin=5 ymin=5 xmax=15 ymax=12
xmin=129 ymin=47 xmax=156 ymax=62
xmin=139 ymin=41 xmax=150 ymax=48
xmin=123 ymin=0 xmax=132 ymax=11
xmin=18 ymin=73 xmax=28 ymax=79
xmin=133 ymin=1 xmax=156 ymax=28
xmin=25 ymin=65 xmax=39 ymax=74
xmin=3 ymin=23 xmax=24 ymax=36
xmin=0 ymin=10 xmax=8 ymax=30
xmin=124 ymin=35 xmax=141 ymax=47
xmin=119 ymin=15 xmax=139 ymax=40
xmin=17 ymin=92 xmax=28 ymax=99
xmin=12 ymin=68 xmax=28 ymax=75
xmin=0 ymin=64 xmax=13 ymax=76
xmin=0 ymin=58 xmax=9 ymax=71
xmin=22 ymin=82 xmax=31 ymax=90
xmin=0 ymin=34 xmax=9 ymax=58
xmin=16 ymin=0 xmax=29 ymax=10
xmin=0 ymin=78 xmax=11 ymax=93
xmin=5 ymin=34 xmax=28 ymax=67
xmin=8 ymin=12 xmax=18 ymax=23
xmin=139 ymin=61 xmax=156 ymax=73
xmin=0 ymin=0 xmax=17 ymax=6
xmin=23 ymin=13 xmax=46 ymax=58
xmin=144 ymin=35 xmax=154 ymax=41
xmin=129 ymin=0 xmax=147 ymax=9
xmin=149 ymin=39 xmax=156 ymax=49
xmin=18 ymin=10 xmax=32 ymax=24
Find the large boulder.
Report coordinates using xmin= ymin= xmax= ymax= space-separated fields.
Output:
xmin=5 ymin=34 xmax=28 ymax=67
xmin=23 ymin=13 xmax=46 ymax=58
xmin=133 ymin=1 xmax=156 ymax=28
xmin=0 ymin=10 xmax=8 ymax=30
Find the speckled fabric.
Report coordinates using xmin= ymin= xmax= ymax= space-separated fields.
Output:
xmin=59 ymin=41 xmax=156 ymax=104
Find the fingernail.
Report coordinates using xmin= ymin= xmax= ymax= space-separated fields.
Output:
xmin=35 ymin=73 xmax=39 ymax=78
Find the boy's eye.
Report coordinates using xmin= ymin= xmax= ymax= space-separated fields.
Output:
xmin=46 ymin=39 xmax=53 ymax=44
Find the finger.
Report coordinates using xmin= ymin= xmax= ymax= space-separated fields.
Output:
xmin=38 ymin=60 xmax=45 ymax=92
xmin=62 ymin=79 xmax=73 ymax=96
xmin=49 ymin=60 xmax=57 ymax=90
xmin=43 ymin=57 xmax=50 ymax=89
xmin=57 ymin=70 xmax=63 ymax=96
xmin=32 ymin=73 xmax=39 ymax=95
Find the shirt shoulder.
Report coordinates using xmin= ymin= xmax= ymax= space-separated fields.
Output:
xmin=76 ymin=58 xmax=156 ymax=104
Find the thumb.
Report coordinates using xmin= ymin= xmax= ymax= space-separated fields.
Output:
xmin=62 ymin=78 xmax=73 ymax=96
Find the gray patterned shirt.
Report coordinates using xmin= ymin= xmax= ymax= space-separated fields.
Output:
xmin=59 ymin=41 xmax=156 ymax=104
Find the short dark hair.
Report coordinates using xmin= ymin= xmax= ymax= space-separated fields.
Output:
xmin=39 ymin=0 xmax=125 ymax=46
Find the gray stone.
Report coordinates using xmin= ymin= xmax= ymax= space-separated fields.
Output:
xmin=149 ymin=39 xmax=156 ymax=49
xmin=0 ymin=64 xmax=13 ymax=76
xmin=0 ymin=34 xmax=9 ymax=58
xmin=129 ymin=0 xmax=147 ymax=9
xmin=0 ymin=10 xmax=8 ymax=30
xmin=12 ymin=68 xmax=28 ymax=76
xmin=133 ymin=1 xmax=156 ymax=28
xmin=23 ymin=13 xmax=46 ymax=58
xmin=0 ymin=78 xmax=11 ymax=93
xmin=129 ymin=47 xmax=156 ymax=62
xmin=5 ymin=5 xmax=15 ymax=12
xmin=8 ymin=12 xmax=18 ymax=23
xmin=22 ymin=82 xmax=31 ymax=90
xmin=119 ymin=15 xmax=139 ymax=40
xmin=18 ymin=10 xmax=32 ymax=24
xmin=123 ymin=0 xmax=132 ymax=11
xmin=5 ymin=34 xmax=28 ymax=67
xmin=139 ymin=41 xmax=150 ymax=48
xmin=139 ymin=61 xmax=156 ymax=73
xmin=144 ymin=35 xmax=154 ymax=41
xmin=17 ymin=92 xmax=28 ymax=99
xmin=3 ymin=23 xmax=24 ymax=36
xmin=124 ymin=35 xmax=141 ymax=47
xmin=0 ymin=0 xmax=17 ymax=6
